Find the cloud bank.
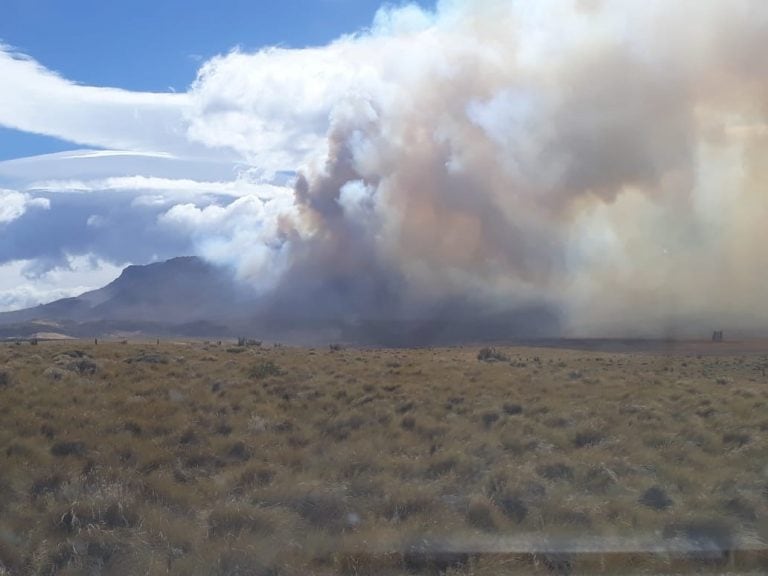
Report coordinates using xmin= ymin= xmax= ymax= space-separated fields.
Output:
xmin=2 ymin=0 xmax=768 ymax=338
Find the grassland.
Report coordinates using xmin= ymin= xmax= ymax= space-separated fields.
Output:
xmin=1 ymin=340 xmax=768 ymax=575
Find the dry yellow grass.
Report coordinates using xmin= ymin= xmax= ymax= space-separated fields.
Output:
xmin=1 ymin=340 xmax=767 ymax=574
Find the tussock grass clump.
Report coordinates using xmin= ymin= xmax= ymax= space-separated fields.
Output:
xmin=379 ymin=485 xmax=434 ymax=522
xmin=239 ymin=466 xmax=276 ymax=488
xmin=537 ymin=463 xmax=575 ymax=482
xmin=250 ymin=360 xmax=281 ymax=379
xmin=207 ymin=505 xmax=274 ymax=538
xmin=582 ymin=465 xmax=618 ymax=494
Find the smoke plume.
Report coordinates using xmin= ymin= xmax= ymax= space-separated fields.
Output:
xmin=185 ymin=0 xmax=768 ymax=339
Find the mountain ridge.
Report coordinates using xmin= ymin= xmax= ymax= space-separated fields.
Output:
xmin=0 ymin=256 xmax=243 ymax=337
xmin=0 ymin=256 xmax=562 ymax=344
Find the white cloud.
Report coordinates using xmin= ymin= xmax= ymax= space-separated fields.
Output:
xmin=0 ymin=47 xmax=200 ymax=156
xmin=0 ymin=189 xmax=50 ymax=223
xmin=0 ymin=255 xmax=124 ymax=312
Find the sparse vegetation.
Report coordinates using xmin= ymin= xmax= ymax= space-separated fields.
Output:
xmin=0 ymin=341 xmax=766 ymax=574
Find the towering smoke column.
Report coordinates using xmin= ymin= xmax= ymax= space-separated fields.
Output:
xmin=185 ymin=0 xmax=768 ymax=339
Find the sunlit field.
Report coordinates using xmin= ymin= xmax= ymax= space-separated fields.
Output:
xmin=1 ymin=340 xmax=768 ymax=575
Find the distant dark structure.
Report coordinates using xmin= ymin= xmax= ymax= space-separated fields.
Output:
xmin=712 ymin=330 xmax=724 ymax=342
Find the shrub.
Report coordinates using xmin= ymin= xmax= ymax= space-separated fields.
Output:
xmin=639 ymin=486 xmax=673 ymax=510
xmin=498 ymin=494 xmax=528 ymax=523
xmin=0 ymin=370 xmax=9 ymax=388
xmin=43 ymin=367 xmax=67 ymax=380
xmin=292 ymin=492 xmax=348 ymax=533
xmin=30 ymin=474 xmax=63 ymax=499
xmin=69 ymin=358 xmax=99 ymax=375
xmin=178 ymin=429 xmax=198 ymax=445
xmin=50 ymin=441 xmax=86 ymax=457
xmin=722 ymin=432 xmax=750 ymax=448
xmin=502 ymin=402 xmax=523 ymax=415
xmin=227 ymin=441 xmax=251 ymax=461
xmin=481 ymin=411 xmax=500 ymax=428
xmin=125 ymin=353 xmax=168 ymax=365
xmin=466 ymin=498 xmax=497 ymax=532
xmin=396 ymin=401 xmax=415 ymax=414
xmin=477 ymin=347 xmax=508 ymax=362
xmin=124 ymin=421 xmax=142 ymax=436
xmin=573 ymin=430 xmax=605 ymax=448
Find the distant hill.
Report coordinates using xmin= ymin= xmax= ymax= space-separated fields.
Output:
xmin=0 ymin=257 xmax=244 ymax=339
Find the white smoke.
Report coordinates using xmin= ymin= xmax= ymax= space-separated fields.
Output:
xmin=174 ymin=0 xmax=768 ymax=336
